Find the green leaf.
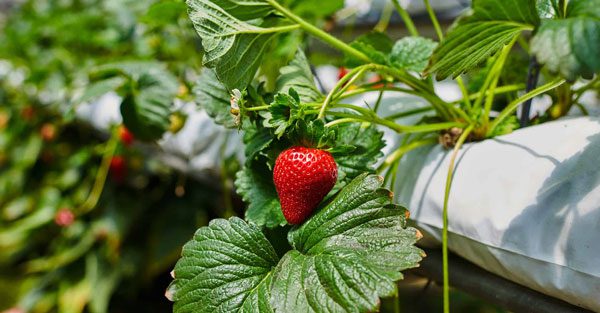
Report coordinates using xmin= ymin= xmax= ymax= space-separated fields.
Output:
xmin=93 ymin=61 xmax=178 ymax=141
xmin=171 ymin=217 xmax=279 ymax=313
xmin=187 ymin=0 xmax=296 ymax=90
xmin=235 ymin=165 xmax=287 ymax=228
xmin=143 ymin=0 xmax=187 ymax=26
xmin=76 ymin=76 xmax=127 ymax=104
xmin=285 ymin=0 xmax=343 ymax=19
xmin=426 ymin=0 xmax=539 ymax=79
xmin=530 ymin=0 xmax=600 ymax=80
xmin=536 ymin=0 xmax=558 ymax=18
xmin=291 ymin=119 xmax=336 ymax=149
xmin=272 ymin=174 xmax=423 ymax=312
xmin=276 ymin=50 xmax=322 ymax=103
xmin=261 ymin=89 xmax=304 ymax=139
xmin=390 ymin=36 xmax=438 ymax=73
xmin=171 ymin=175 xmax=423 ymax=313
xmin=243 ymin=125 xmax=274 ymax=164
xmin=194 ymin=68 xmax=237 ymax=128
xmin=346 ymin=31 xmax=394 ymax=67
xmin=488 ymin=115 xmax=519 ymax=137
xmin=333 ymin=124 xmax=385 ymax=180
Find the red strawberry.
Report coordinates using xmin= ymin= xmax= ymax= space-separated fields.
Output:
xmin=273 ymin=146 xmax=337 ymax=224
xmin=110 ymin=155 xmax=127 ymax=183
xmin=54 ymin=208 xmax=75 ymax=227
xmin=118 ymin=125 xmax=135 ymax=146
xmin=40 ymin=123 xmax=56 ymax=141
xmin=337 ymin=66 xmax=349 ymax=81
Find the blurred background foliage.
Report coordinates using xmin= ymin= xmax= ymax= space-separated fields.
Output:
xmin=0 ymin=0 xmax=506 ymax=312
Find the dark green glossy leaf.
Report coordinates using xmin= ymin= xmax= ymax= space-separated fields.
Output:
xmin=235 ymin=165 xmax=287 ymax=228
xmin=272 ymin=174 xmax=423 ymax=313
xmin=346 ymin=31 xmax=394 ymax=67
xmin=77 ymin=76 xmax=127 ymax=104
xmin=187 ymin=0 xmax=294 ymax=90
xmin=171 ymin=217 xmax=278 ymax=313
xmin=276 ymin=50 xmax=322 ymax=103
xmin=93 ymin=61 xmax=178 ymax=141
xmin=195 ymin=68 xmax=237 ymax=128
xmin=243 ymin=125 xmax=274 ymax=164
xmin=333 ymin=123 xmax=385 ymax=180
xmin=171 ymin=175 xmax=422 ymax=313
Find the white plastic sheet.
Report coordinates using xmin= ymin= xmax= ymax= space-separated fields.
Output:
xmin=394 ymin=117 xmax=600 ymax=311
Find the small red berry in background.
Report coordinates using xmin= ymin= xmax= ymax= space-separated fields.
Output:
xmin=337 ymin=66 xmax=349 ymax=81
xmin=369 ymin=74 xmax=386 ymax=89
xmin=273 ymin=146 xmax=338 ymax=224
xmin=40 ymin=123 xmax=56 ymax=141
xmin=110 ymin=155 xmax=127 ymax=183
xmin=21 ymin=106 xmax=35 ymax=121
xmin=54 ymin=208 xmax=75 ymax=227
xmin=118 ymin=125 xmax=135 ymax=146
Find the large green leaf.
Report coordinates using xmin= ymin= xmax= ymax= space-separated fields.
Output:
xmin=333 ymin=124 xmax=385 ymax=181
xmin=171 ymin=217 xmax=278 ymax=313
xmin=171 ymin=174 xmax=423 ymax=313
xmin=390 ymin=36 xmax=437 ymax=73
xmin=531 ymin=0 xmax=600 ymax=80
xmin=187 ymin=0 xmax=296 ymax=90
xmin=273 ymin=174 xmax=423 ymax=312
xmin=76 ymin=76 xmax=127 ymax=104
xmin=235 ymin=164 xmax=287 ymax=228
xmin=194 ymin=68 xmax=237 ymax=128
xmin=345 ymin=31 xmax=394 ymax=67
xmin=426 ymin=0 xmax=539 ymax=79
xmin=275 ymin=50 xmax=322 ymax=103
xmin=92 ymin=61 xmax=178 ymax=141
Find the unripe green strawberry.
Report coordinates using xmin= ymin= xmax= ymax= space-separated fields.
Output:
xmin=273 ymin=146 xmax=337 ymax=224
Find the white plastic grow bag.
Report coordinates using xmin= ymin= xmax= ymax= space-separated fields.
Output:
xmin=393 ymin=116 xmax=600 ymax=311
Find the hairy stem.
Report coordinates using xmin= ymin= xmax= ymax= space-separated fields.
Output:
xmin=391 ymin=0 xmax=419 ymax=36
xmin=378 ymin=137 xmax=437 ymax=172
xmin=319 ymin=65 xmax=370 ymax=118
xmin=488 ymin=78 xmax=565 ymax=136
xmin=325 ymin=110 xmax=465 ymax=133
xmin=265 ymin=0 xmax=371 ymax=63
xmin=483 ymin=36 xmax=518 ymax=126
xmin=450 ymin=84 xmax=525 ymax=104
xmin=442 ymin=124 xmax=474 ymax=313
xmin=384 ymin=107 xmax=433 ymax=120
xmin=424 ymin=0 xmax=443 ymax=40
xmin=78 ymin=132 xmax=118 ymax=214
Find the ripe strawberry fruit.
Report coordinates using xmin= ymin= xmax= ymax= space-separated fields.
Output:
xmin=110 ymin=155 xmax=127 ymax=183
xmin=54 ymin=208 xmax=75 ymax=227
xmin=40 ymin=123 xmax=56 ymax=141
xmin=273 ymin=146 xmax=337 ymax=224
xmin=118 ymin=125 xmax=135 ymax=146
xmin=337 ymin=66 xmax=349 ymax=81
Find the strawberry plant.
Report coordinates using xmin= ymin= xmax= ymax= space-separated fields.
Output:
xmin=1 ymin=0 xmax=598 ymax=312
xmin=168 ymin=0 xmax=600 ymax=312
